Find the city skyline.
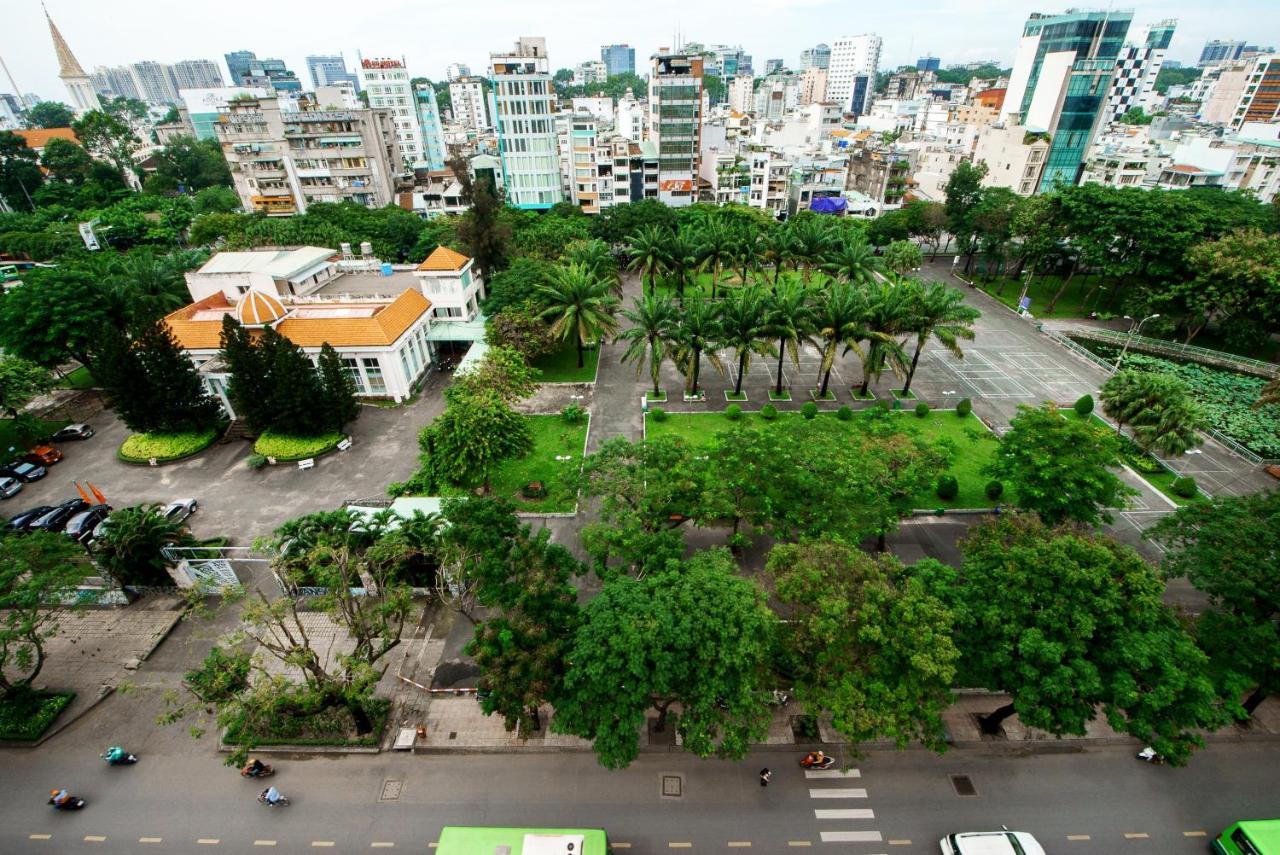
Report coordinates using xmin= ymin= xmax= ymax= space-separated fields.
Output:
xmin=7 ymin=0 xmax=1280 ymax=106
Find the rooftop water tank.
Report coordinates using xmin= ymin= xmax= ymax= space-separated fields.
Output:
xmin=381 ymin=263 xmax=393 ymax=276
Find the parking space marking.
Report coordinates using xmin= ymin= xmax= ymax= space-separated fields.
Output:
xmin=1124 ymin=832 xmax=1150 ymax=839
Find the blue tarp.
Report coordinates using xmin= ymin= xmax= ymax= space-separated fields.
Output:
xmin=810 ymin=197 xmax=848 ymax=214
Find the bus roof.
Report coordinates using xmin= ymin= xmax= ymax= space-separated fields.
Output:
xmin=1238 ymin=820 xmax=1280 ymax=849
xmin=437 ymin=826 xmax=609 ymax=855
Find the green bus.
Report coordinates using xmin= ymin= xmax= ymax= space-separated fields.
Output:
xmin=436 ymin=826 xmax=610 ymax=854
xmin=1214 ymin=820 xmax=1280 ymax=855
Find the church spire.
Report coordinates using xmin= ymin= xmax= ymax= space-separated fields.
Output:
xmin=45 ymin=3 xmax=87 ymax=78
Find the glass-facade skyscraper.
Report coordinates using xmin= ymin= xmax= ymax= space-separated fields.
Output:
xmin=600 ymin=44 xmax=635 ymax=77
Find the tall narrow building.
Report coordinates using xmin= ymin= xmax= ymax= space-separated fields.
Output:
xmin=45 ymin=6 xmax=99 ymax=114
xmin=358 ymin=57 xmax=421 ymax=169
xmin=1002 ymin=9 xmax=1132 ymax=191
xmin=648 ymin=52 xmax=704 ymax=207
xmin=1103 ymin=20 xmax=1176 ymax=124
xmin=826 ymin=35 xmax=881 ymax=117
xmin=490 ymin=37 xmax=562 ymax=209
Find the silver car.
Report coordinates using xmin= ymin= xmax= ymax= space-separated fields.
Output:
xmin=0 ymin=476 xmax=22 ymax=500
xmin=162 ymin=498 xmax=199 ymax=524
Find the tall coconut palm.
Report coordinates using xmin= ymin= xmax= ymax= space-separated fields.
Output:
xmin=617 ymin=292 xmax=679 ymax=398
xmin=696 ymin=219 xmax=736 ymax=300
xmin=765 ymin=279 xmax=814 ymax=398
xmin=762 ymin=227 xmax=799 ymax=285
xmin=718 ymin=286 xmax=775 ymax=396
xmin=668 ymin=299 xmax=724 ymax=398
xmin=899 ymin=280 xmax=980 ymax=398
xmin=821 ymin=236 xmax=879 ymax=286
xmin=536 ymin=263 xmax=621 ymax=368
xmin=788 ymin=217 xmax=835 ymax=282
xmin=665 ymin=230 xmax=700 ymax=302
xmin=626 ymin=225 xmax=671 ymax=295
xmin=808 ymin=282 xmax=873 ymax=399
xmin=856 ymin=279 xmax=912 ymax=398
xmin=734 ymin=224 xmax=762 ymax=286
xmin=566 ymin=238 xmax=620 ymax=293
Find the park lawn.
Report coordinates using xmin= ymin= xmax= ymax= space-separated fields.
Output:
xmin=58 ymin=365 xmax=96 ymax=390
xmin=531 ymin=339 xmax=600 ymax=383
xmin=645 ymin=409 xmax=1000 ymax=509
xmin=976 ymin=274 xmax=1115 ymax=319
xmin=0 ymin=416 xmax=67 ymax=457
xmin=437 ymin=414 xmax=589 ymax=513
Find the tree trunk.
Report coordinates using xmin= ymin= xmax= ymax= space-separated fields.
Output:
xmin=349 ymin=699 xmax=375 ymax=735
xmin=654 ymin=698 xmax=673 ymax=732
xmin=859 ymin=344 xmax=877 ymax=397
xmin=775 ymin=337 xmax=787 ymax=396
xmin=576 ymin=334 xmax=585 ymax=368
xmin=712 ymin=262 xmax=720 ymax=300
xmin=1045 ymin=259 xmax=1079 ymax=314
xmin=1242 ymin=686 xmax=1269 ymax=717
xmin=735 ymin=351 xmax=747 ymax=395
xmin=690 ymin=346 xmax=701 ymax=396
xmin=876 ymin=531 xmax=887 ymax=552
xmin=979 ymin=702 xmax=1017 ymax=735
xmin=902 ymin=336 xmax=925 ymax=396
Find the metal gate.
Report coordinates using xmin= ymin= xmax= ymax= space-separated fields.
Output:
xmin=161 ymin=546 xmax=269 ymax=593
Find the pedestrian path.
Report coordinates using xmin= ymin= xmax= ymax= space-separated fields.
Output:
xmin=804 ymin=768 xmax=884 ymax=847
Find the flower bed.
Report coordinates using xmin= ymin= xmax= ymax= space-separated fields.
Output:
xmin=0 ymin=690 xmax=75 ymax=741
xmin=119 ymin=428 xmax=218 ymax=463
xmin=253 ymin=430 xmax=345 ymax=462
xmin=223 ymin=698 xmax=390 ymax=748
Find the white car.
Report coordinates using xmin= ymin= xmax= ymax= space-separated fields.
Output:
xmin=162 ymin=498 xmax=199 ymax=524
xmin=941 ymin=830 xmax=1046 ymax=855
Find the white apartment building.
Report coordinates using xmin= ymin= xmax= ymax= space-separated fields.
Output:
xmin=173 ymin=59 xmax=225 ymax=91
xmin=446 ymin=63 xmax=471 ymax=82
xmin=649 ymin=52 xmax=704 ymax=206
xmin=615 ymin=92 xmax=645 ymax=141
xmin=973 ymin=113 xmax=1050 ymax=196
xmin=130 ymin=60 xmax=180 ymax=105
xmin=490 ymin=37 xmax=562 ymax=209
xmin=748 ymin=148 xmax=789 ymax=214
xmin=826 ymin=35 xmax=882 ymax=116
xmin=358 ymin=57 xmax=421 ymax=169
xmin=1103 ymin=20 xmax=1177 ymax=125
xmin=799 ymin=68 xmax=828 ymax=106
xmin=572 ymin=96 xmax=614 ymax=123
xmin=754 ymin=75 xmax=800 ymax=121
xmin=728 ymin=76 xmax=754 ymax=113
xmin=448 ymin=76 xmax=491 ymax=134
xmin=574 ymin=60 xmax=608 ymax=86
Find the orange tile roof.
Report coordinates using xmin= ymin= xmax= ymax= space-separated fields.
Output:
xmin=14 ymin=128 xmax=79 ymax=150
xmin=163 ymin=293 xmax=233 ymax=350
xmin=416 ymin=245 xmax=471 ymax=271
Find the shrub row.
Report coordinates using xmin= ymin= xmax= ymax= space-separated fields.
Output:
xmin=0 ymin=690 xmax=75 ymax=741
xmin=118 ymin=428 xmax=218 ymax=463
xmin=252 ymin=430 xmax=345 ymax=461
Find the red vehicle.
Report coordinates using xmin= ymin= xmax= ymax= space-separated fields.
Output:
xmin=24 ymin=444 xmax=63 ymax=466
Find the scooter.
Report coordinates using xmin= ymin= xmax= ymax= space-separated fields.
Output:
xmin=800 ymin=752 xmax=836 ymax=770
xmin=48 ymin=795 xmax=87 ymax=810
xmin=101 ymin=747 xmax=137 ymax=766
xmin=241 ymin=762 xmax=275 ymax=778
xmin=258 ymin=788 xmax=290 ymax=807
xmin=1136 ymin=746 xmax=1165 ymax=764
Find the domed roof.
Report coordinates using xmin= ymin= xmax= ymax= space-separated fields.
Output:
xmin=235 ymin=289 xmax=287 ymax=326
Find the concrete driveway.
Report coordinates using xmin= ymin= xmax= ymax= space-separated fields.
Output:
xmin=3 ymin=377 xmax=446 ymax=543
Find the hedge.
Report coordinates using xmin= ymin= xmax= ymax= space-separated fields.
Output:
xmin=119 ymin=428 xmax=218 ymax=463
xmin=253 ymin=430 xmax=344 ymax=461
xmin=223 ymin=698 xmax=390 ymax=748
xmin=0 ymin=690 xmax=75 ymax=741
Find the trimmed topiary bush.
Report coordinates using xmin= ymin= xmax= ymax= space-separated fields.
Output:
xmin=1074 ymin=394 xmax=1095 ymax=417
xmin=936 ymin=474 xmax=959 ymax=500
xmin=246 ymin=453 xmax=268 ymax=471
xmin=119 ymin=428 xmax=218 ymax=463
xmin=760 ymin=404 xmax=779 ymax=420
xmin=801 ymin=401 xmax=818 ymax=420
xmin=956 ymin=398 xmax=973 ymax=417
xmin=650 ymin=407 xmax=667 ymax=422
xmin=836 ymin=405 xmax=853 ymax=421
xmin=915 ymin=402 xmax=930 ymax=418
xmin=253 ymin=431 xmax=344 ymax=461
xmin=985 ymin=480 xmax=1004 ymax=500
xmin=725 ymin=404 xmax=743 ymax=421
xmin=1172 ymin=476 xmax=1198 ymax=498
xmin=560 ymin=403 xmax=587 ymax=424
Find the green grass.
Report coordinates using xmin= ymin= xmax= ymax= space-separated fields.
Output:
xmin=976 ymin=274 xmax=1117 ymax=318
xmin=0 ymin=417 xmax=67 ymax=457
xmin=531 ymin=340 xmax=600 ymax=383
xmin=119 ymin=428 xmax=218 ymax=462
xmin=1062 ymin=411 xmax=1206 ymax=506
xmin=645 ymin=409 xmax=1001 ymax=509
xmin=0 ymin=690 xmax=75 ymax=741
xmin=58 ymin=365 xmax=96 ymax=390
xmin=436 ymin=414 xmax=589 ymax=513
xmin=253 ymin=430 xmax=344 ymax=461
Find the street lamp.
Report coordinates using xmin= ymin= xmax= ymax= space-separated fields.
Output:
xmin=1114 ymin=313 xmax=1160 ymax=372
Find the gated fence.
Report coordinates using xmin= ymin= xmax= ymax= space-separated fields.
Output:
xmin=1061 ymin=327 xmax=1279 ymax=379
xmin=160 ymin=546 xmax=270 ymax=592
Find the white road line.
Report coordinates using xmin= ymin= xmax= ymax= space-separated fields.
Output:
xmin=820 ymin=831 xmax=883 ymax=843
xmin=804 ymin=769 xmax=861 ymax=779
xmin=808 ymin=788 xmax=868 ymax=799
xmin=28 ymin=835 xmax=51 ymax=841
xmin=139 ymin=838 xmax=163 ymax=844
xmin=196 ymin=840 xmax=221 ymax=845
xmin=814 ymin=809 xmax=875 ymax=820
xmin=371 ymin=844 xmax=395 ymax=849
xmin=253 ymin=842 xmax=277 ymax=848
xmin=84 ymin=837 xmax=106 ymax=843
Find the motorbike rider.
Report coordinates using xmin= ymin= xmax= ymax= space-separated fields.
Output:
xmin=263 ymin=785 xmax=283 ymax=805
xmin=104 ymin=746 xmax=127 ymax=763
xmin=49 ymin=788 xmax=71 ymax=807
xmin=244 ymin=758 xmax=267 ymax=776
xmin=804 ymin=750 xmax=827 ymax=765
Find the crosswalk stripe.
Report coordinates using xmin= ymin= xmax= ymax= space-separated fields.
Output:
xmin=815 ymin=809 xmax=875 ymax=820
xmin=804 ymin=769 xmax=861 ymax=779
xmin=808 ymin=788 xmax=868 ymax=799
xmin=820 ymin=831 xmax=883 ymax=843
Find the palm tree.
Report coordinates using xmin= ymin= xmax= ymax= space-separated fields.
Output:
xmin=718 ymin=287 xmax=775 ymax=397
xmin=565 ymin=238 xmax=619 ymax=293
xmin=536 ymin=263 xmax=621 ymax=368
xmin=668 ymin=299 xmax=724 ymax=398
xmin=788 ymin=217 xmax=835 ymax=282
xmin=856 ymin=279 xmax=912 ymax=398
xmin=618 ymin=292 xmax=679 ymax=398
xmin=821 ymin=236 xmax=879 ymax=286
xmin=808 ymin=283 xmax=872 ymax=399
xmin=765 ymin=279 xmax=814 ymax=398
xmin=696 ymin=219 xmax=736 ymax=300
xmin=762 ymin=228 xmax=799 ymax=286
xmin=734 ymin=224 xmax=762 ymax=286
xmin=899 ymin=280 xmax=980 ymax=397
xmin=627 ymin=225 xmax=670 ymax=295
xmin=665 ymin=230 xmax=700 ymax=302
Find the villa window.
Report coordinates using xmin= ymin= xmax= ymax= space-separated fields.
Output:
xmin=362 ymin=357 xmax=386 ymax=394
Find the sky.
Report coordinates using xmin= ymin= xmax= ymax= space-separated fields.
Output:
xmin=6 ymin=0 xmax=1280 ymax=104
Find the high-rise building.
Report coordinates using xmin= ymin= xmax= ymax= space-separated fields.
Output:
xmin=648 ymin=52 xmax=704 ymax=207
xmin=358 ymin=57 xmax=422 ymax=169
xmin=130 ymin=61 xmax=180 ymax=105
xmin=0 ymin=94 xmax=23 ymax=131
xmin=180 ymin=87 xmax=271 ymax=140
xmin=728 ymin=75 xmax=755 ymax=113
xmin=800 ymin=44 xmax=831 ymax=70
xmin=574 ymin=60 xmax=608 ymax=86
xmin=917 ymin=55 xmax=941 ymax=72
xmin=1199 ymin=40 xmax=1246 ymax=68
xmin=45 ymin=8 xmax=99 ymax=114
xmin=226 ymin=51 xmax=301 ymax=93
xmin=1228 ymin=54 xmax=1280 ymax=128
xmin=826 ymin=35 xmax=882 ymax=116
xmin=414 ymin=84 xmax=448 ymax=171
xmin=306 ymin=55 xmax=360 ymax=92
xmin=173 ymin=60 xmax=225 ymax=91
xmin=449 ymin=77 xmax=490 ymax=133
xmin=799 ymin=67 xmax=828 ymax=106
xmin=1002 ymin=9 xmax=1132 ymax=191
xmin=764 ymin=59 xmax=785 ymax=75
xmin=490 ymin=37 xmax=562 ymax=209
xmin=601 ymin=44 xmax=635 ymax=77
xmin=445 ymin=63 xmax=471 ymax=82
xmin=225 ymin=51 xmax=257 ymax=85
xmin=1103 ymin=20 xmax=1176 ymax=124
xmin=91 ymin=65 xmax=142 ymax=101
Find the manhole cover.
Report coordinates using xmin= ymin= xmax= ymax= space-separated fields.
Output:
xmin=380 ymin=780 xmax=403 ymax=801
xmin=661 ymin=773 xmax=684 ymax=798
xmin=950 ymin=774 xmax=978 ymax=796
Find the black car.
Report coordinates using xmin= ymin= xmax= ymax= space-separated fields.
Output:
xmin=9 ymin=505 xmax=54 ymax=531
xmin=0 ymin=460 xmax=47 ymax=483
xmin=49 ymin=424 xmax=94 ymax=442
xmin=30 ymin=499 xmax=90 ymax=533
xmin=63 ymin=505 xmax=112 ymax=543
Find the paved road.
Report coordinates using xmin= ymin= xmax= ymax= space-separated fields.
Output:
xmin=3 ymin=740 xmax=1275 ymax=854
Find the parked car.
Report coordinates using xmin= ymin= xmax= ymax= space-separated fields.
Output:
xmin=162 ymin=498 xmax=199 ymax=524
xmin=50 ymin=424 xmax=94 ymax=442
xmin=23 ymin=444 xmax=64 ymax=466
xmin=64 ymin=506 xmax=112 ymax=543
xmin=0 ymin=477 xmax=22 ymax=500
xmin=940 ymin=830 xmax=1046 ymax=855
xmin=29 ymin=499 xmax=90 ymax=533
xmin=0 ymin=460 xmax=46 ymax=482
xmin=9 ymin=505 xmax=53 ymax=529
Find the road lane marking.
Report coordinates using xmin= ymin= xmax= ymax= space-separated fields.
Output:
xmin=728 ymin=843 xmax=752 ymax=848
xmin=1184 ymin=832 xmax=1207 ymax=838
xmin=815 ymin=809 xmax=875 ymax=819
xmin=84 ymin=836 xmax=106 ymax=843
xmin=804 ymin=769 xmax=861 ymax=779
xmin=371 ymin=845 xmax=395 ymax=849
xmin=612 ymin=846 xmax=631 ymax=850
xmin=1124 ymin=833 xmax=1150 ymax=839
xmin=1067 ymin=835 xmax=1091 ymax=841
xmin=787 ymin=843 xmax=812 ymax=848
xmin=28 ymin=835 xmax=51 ymax=840
xmin=820 ymin=831 xmax=883 ymax=843
xmin=888 ymin=841 xmax=913 ymax=846
xmin=669 ymin=844 xmax=692 ymax=849
xmin=808 ymin=788 xmax=867 ymax=798
xmin=254 ymin=842 xmax=277 ymax=847
xmin=139 ymin=838 xmax=162 ymax=844
xmin=197 ymin=840 xmax=221 ymax=845
xmin=312 ymin=844 xmax=335 ymax=848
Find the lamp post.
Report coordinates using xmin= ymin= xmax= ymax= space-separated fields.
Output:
xmin=1114 ymin=313 xmax=1159 ymax=372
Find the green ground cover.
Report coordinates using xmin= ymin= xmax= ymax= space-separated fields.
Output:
xmin=223 ymin=698 xmax=389 ymax=748
xmin=58 ymin=365 xmax=96 ymax=390
xmin=119 ymin=428 xmax=218 ymax=462
xmin=645 ymin=409 xmax=1000 ymax=509
xmin=975 ymin=274 xmax=1115 ymax=318
xmin=253 ymin=430 xmax=344 ymax=461
xmin=0 ymin=690 xmax=75 ymax=741
xmin=531 ymin=340 xmax=600 ymax=383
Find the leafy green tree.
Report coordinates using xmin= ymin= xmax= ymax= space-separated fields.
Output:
xmin=883 ymin=240 xmax=924 ymax=276
xmin=0 ymin=531 xmax=91 ymax=694
xmin=95 ymin=319 xmax=221 ymax=433
xmin=627 ymin=224 xmax=671 ymax=294
xmin=39 ymin=138 xmax=95 ymax=185
xmin=718 ymin=286 xmax=774 ymax=396
xmin=0 ymin=269 xmax=128 ymax=370
xmin=1100 ymin=370 xmax=1204 ymax=456
xmin=563 ymin=237 xmax=618 ymax=286
xmin=1149 ymin=492 xmax=1280 ymax=719
xmin=482 ymin=257 xmax=555 ymax=315
xmin=694 ymin=217 xmax=736 ymax=299
xmin=987 ymin=403 xmax=1135 ymax=526
xmin=591 ymin=198 xmax=677 ymax=245
xmin=317 ymin=343 xmax=360 ymax=431
xmin=553 ymin=548 xmax=775 ymax=768
xmin=866 ymin=208 xmax=911 ymax=247
xmin=788 ymin=215 xmax=835 ymax=282
xmin=260 ymin=328 xmax=328 ymax=435
xmin=668 ymin=298 xmax=723 ymax=397
xmin=902 ymin=199 xmax=948 ymax=258
xmin=23 ymin=101 xmax=76 ymax=129
xmin=485 ymin=303 xmax=557 ymax=360
xmin=0 ymin=131 xmax=43 ymax=211
xmin=94 ymin=504 xmax=196 ymax=587
xmin=918 ymin=514 xmax=1222 ymax=764
xmin=0 ymin=355 xmax=54 ymax=420
xmin=418 ymin=392 xmax=533 ymax=493
xmin=453 ymin=345 xmax=540 ymax=404
xmin=219 ymin=316 xmax=273 ymax=433
xmin=618 ymin=292 xmax=679 ymax=398
xmin=192 ymin=186 xmax=242 ymax=215
xmin=762 ymin=226 xmax=799 ymax=285
xmin=821 ymin=236 xmax=879 ymax=284
xmin=536 ymin=263 xmax=620 ymax=368
xmin=769 ymin=542 xmax=958 ymax=749
xmin=512 ymin=214 xmax=593 ymax=262
xmin=764 ymin=279 xmax=813 ymax=397
xmin=1176 ymin=229 xmax=1280 ymax=343
xmin=1117 ymin=106 xmax=1154 ymax=125
xmin=71 ymin=108 xmax=139 ymax=179
xmin=144 ymin=136 xmax=233 ymax=194
xmin=450 ymin=151 xmax=510 ymax=278
xmin=943 ymin=160 xmax=988 ymax=272
xmin=899 ymin=280 xmax=979 ymax=397
xmin=810 ymin=282 xmax=871 ymax=398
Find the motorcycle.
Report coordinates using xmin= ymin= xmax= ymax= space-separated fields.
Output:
xmin=800 ymin=752 xmax=836 ymax=770
xmin=258 ymin=788 xmax=290 ymax=807
xmin=241 ymin=761 xmax=275 ymax=779
xmin=1136 ymin=746 xmax=1165 ymax=764
xmin=101 ymin=747 xmax=137 ymax=766
xmin=48 ymin=795 xmax=86 ymax=811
